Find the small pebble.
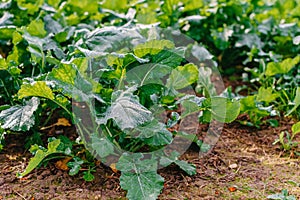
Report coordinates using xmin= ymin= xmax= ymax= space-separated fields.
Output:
xmin=229 ymin=163 xmax=238 ymax=169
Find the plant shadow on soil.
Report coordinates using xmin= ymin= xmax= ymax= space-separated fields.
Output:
xmin=0 ymin=117 xmax=299 ymax=200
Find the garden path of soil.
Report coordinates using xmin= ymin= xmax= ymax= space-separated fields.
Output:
xmin=0 ymin=118 xmax=299 ymax=200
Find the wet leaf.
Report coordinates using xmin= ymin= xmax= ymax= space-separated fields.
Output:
xmin=0 ymin=97 xmax=40 ymax=131
xmin=117 ymin=153 xmax=164 ymax=200
xmin=68 ymin=157 xmax=84 ymax=176
xmin=99 ymin=86 xmax=153 ymax=129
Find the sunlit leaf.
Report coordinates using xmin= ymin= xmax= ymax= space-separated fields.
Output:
xmin=257 ymin=87 xmax=278 ymax=104
xmin=134 ymin=40 xmax=175 ymax=58
xmin=17 ymin=139 xmax=61 ymax=178
xmin=18 ymin=81 xmax=54 ymax=100
xmin=166 ymin=63 xmax=199 ymax=90
xmin=27 ymin=19 xmax=47 ymax=37
xmin=292 ymin=121 xmax=300 ymax=135
xmin=266 ymin=56 xmax=300 ymax=76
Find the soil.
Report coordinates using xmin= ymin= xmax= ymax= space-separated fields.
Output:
xmin=0 ymin=116 xmax=299 ymax=200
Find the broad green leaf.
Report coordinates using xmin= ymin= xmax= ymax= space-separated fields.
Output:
xmin=292 ymin=121 xmax=300 ymax=135
xmin=83 ymin=171 xmax=95 ymax=182
xmin=17 ymin=0 xmax=44 ymax=15
xmin=17 ymin=139 xmax=61 ymax=178
xmin=161 ymin=0 xmax=179 ymax=16
xmin=257 ymin=87 xmax=278 ymax=104
xmin=100 ymin=86 xmax=153 ymax=129
xmin=159 ymin=151 xmax=196 ymax=175
xmin=181 ymin=100 xmax=201 ymax=118
xmin=49 ymin=63 xmax=103 ymax=102
xmin=71 ymin=57 xmax=89 ymax=74
xmin=101 ymin=0 xmax=128 ymax=12
xmin=18 ymin=81 xmax=54 ymax=100
xmin=0 ymin=26 xmax=16 ymax=40
xmin=151 ymin=48 xmax=185 ymax=68
xmin=117 ymin=153 xmax=164 ymax=200
xmin=202 ymin=97 xmax=240 ymax=123
xmin=286 ymin=87 xmax=300 ymax=116
xmin=126 ymin=48 xmax=184 ymax=86
xmin=47 ymin=0 xmax=61 ymax=8
xmin=136 ymin=4 xmax=159 ymax=24
xmin=235 ymin=33 xmax=262 ymax=49
xmin=134 ymin=119 xmax=173 ymax=146
xmin=68 ymin=157 xmax=84 ymax=176
xmin=239 ymin=95 xmax=270 ymax=125
xmin=0 ymin=97 xmax=39 ymax=131
xmin=12 ymin=31 xmax=23 ymax=45
xmin=27 ymin=19 xmax=47 ymax=38
xmin=90 ymin=134 xmax=115 ymax=158
xmin=125 ymin=63 xmax=172 ymax=86
xmin=0 ymin=58 xmax=7 ymax=70
xmin=80 ymin=27 xmax=142 ymax=54
xmin=120 ymin=171 xmax=164 ymax=200
xmin=265 ymin=56 xmax=300 ymax=76
xmin=174 ymin=160 xmax=196 ymax=175
xmin=134 ymin=40 xmax=175 ymax=58
xmin=166 ymin=63 xmax=199 ymax=90
xmin=49 ymin=63 xmax=76 ymax=85
xmin=67 ymin=0 xmax=98 ymax=14
xmin=182 ymin=0 xmax=203 ymax=12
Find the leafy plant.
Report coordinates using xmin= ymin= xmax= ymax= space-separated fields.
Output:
xmin=0 ymin=20 xmax=240 ymax=198
xmin=0 ymin=0 xmax=299 ymax=199
xmin=267 ymin=189 xmax=296 ymax=200
xmin=273 ymin=121 xmax=300 ymax=156
xmin=18 ymin=135 xmax=97 ymax=181
xmin=240 ymin=55 xmax=300 ymax=126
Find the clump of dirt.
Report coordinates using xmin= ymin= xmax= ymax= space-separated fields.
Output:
xmin=0 ymin=118 xmax=299 ymax=200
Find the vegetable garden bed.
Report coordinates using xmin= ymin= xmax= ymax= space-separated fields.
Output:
xmin=0 ymin=0 xmax=299 ymax=199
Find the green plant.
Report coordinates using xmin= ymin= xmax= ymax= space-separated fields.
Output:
xmin=273 ymin=121 xmax=300 ymax=156
xmin=240 ymin=56 xmax=300 ymax=126
xmin=0 ymin=0 xmax=299 ymax=199
xmin=267 ymin=189 xmax=296 ymax=200
xmin=0 ymin=4 xmax=241 ymax=197
xmin=17 ymin=135 xmax=96 ymax=181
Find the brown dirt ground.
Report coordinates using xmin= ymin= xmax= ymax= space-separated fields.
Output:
xmin=0 ymin=118 xmax=299 ymax=200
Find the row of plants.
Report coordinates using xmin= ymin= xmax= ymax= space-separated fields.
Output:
xmin=0 ymin=0 xmax=299 ymax=199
